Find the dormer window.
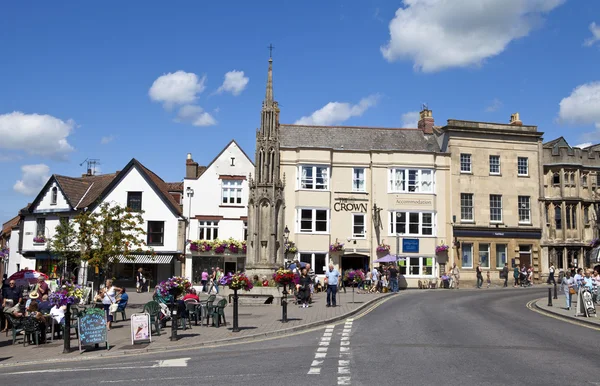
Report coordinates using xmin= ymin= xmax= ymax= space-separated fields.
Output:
xmin=51 ymin=187 xmax=58 ymax=205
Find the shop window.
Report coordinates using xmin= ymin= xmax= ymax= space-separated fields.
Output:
xmin=398 ymin=257 xmax=434 ymax=276
xmin=462 ymin=243 xmax=473 ymax=268
xmin=496 ymin=244 xmax=507 ymax=268
xmin=299 ymin=252 xmax=327 ymax=275
xmin=479 ymin=243 xmax=490 ymax=268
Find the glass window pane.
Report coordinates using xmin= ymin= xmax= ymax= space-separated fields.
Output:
xmin=479 ymin=243 xmax=490 ymax=268
xmin=408 ymin=213 xmax=419 ymax=234
xmin=408 ymin=170 xmax=418 ymax=192
xmin=422 ymin=213 xmax=433 ymax=235
xmin=299 ymin=253 xmax=311 ymax=265
xmin=314 ymin=254 xmax=326 ymax=275
xmin=301 ymin=209 xmax=313 ymax=232
xmin=462 ymin=243 xmax=473 ymax=268
xmin=421 ymin=170 xmax=432 ymax=192
xmin=496 ymin=244 xmax=507 ymax=268
xmin=301 ymin=166 xmax=313 ymax=189
xmin=394 ymin=212 xmax=406 ymax=234
xmin=409 ymin=257 xmax=420 ymax=275
xmin=315 ymin=210 xmax=328 ymax=232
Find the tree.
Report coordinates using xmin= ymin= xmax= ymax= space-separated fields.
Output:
xmin=74 ymin=202 xmax=148 ymax=282
xmin=48 ymin=217 xmax=79 ymax=280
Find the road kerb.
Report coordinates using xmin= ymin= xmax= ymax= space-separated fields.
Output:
xmin=532 ymin=298 xmax=600 ymax=329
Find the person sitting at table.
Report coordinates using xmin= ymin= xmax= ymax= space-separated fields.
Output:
xmin=25 ymin=300 xmax=47 ymax=343
xmin=26 ymin=290 xmax=39 ymax=309
xmin=49 ymin=304 xmax=66 ymax=325
xmin=116 ymin=288 xmax=129 ymax=311
xmin=37 ymin=276 xmax=49 ymax=298
xmin=182 ymin=288 xmax=199 ymax=302
xmin=38 ymin=295 xmax=52 ymax=314
xmin=3 ymin=299 xmax=23 ymax=318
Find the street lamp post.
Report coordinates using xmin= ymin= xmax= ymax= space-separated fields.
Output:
xmin=282 ymin=226 xmax=290 ymax=323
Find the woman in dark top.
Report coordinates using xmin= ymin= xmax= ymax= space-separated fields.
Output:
xmin=298 ymin=269 xmax=312 ymax=308
xmin=476 ymin=264 xmax=483 ymax=289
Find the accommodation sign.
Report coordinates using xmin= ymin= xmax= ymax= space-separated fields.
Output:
xmin=333 ymin=197 xmax=368 ymax=212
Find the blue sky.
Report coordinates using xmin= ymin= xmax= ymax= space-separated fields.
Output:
xmin=1 ymin=0 xmax=600 ymax=225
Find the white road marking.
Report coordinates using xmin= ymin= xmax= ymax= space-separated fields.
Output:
xmin=340 ymin=341 xmax=350 ymax=346
xmin=315 ymin=352 xmax=327 ymax=359
xmin=323 ymin=332 xmax=333 ymax=337
xmin=337 ymin=319 xmax=353 ymax=385
xmin=308 ymin=368 xmax=321 ymax=375
xmin=341 ymin=336 xmax=349 ymax=341
xmin=317 ymin=347 xmax=328 ymax=352
xmin=340 ymin=346 xmax=350 ymax=352
xmin=338 ymin=367 xmax=350 ymax=374
xmin=319 ymin=341 xmax=330 ymax=346
xmin=152 ymin=358 xmax=190 ymax=368
xmin=311 ymin=360 xmax=324 ymax=367
xmin=346 ymin=318 xmax=354 ymax=322
xmin=339 ymin=360 xmax=350 ymax=366
xmin=338 ymin=376 xmax=352 ymax=385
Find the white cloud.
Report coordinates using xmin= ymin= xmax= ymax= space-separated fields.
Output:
xmin=558 ymin=81 xmax=600 ymax=142
xmin=294 ymin=95 xmax=380 ymax=126
xmin=381 ymin=0 xmax=565 ymax=72
xmin=175 ymin=105 xmax=217 ymax=127
xmin=13 ymin=164 xmax=50 ymax=195
xmin=0 ymin=111 xmax=75 ymax=158
xmin=584 ymin=22 xmax=600 ymax=47
xmin=148 ymin=71 xmax=206 ymax=109
xmin=401 ymin=111 xmax=419 ymax=128
xmin=216 ymin=70 xmax=249 ymax=96
xmin=100 ymin=135 xmax=115 ymax=144
xmin=558 ymin=82 xmax=600 ymax=129
xmin=574 ymin=142 xmax=593 ymax=148
xmin=485 ymin=98 xmax=503 ymax=112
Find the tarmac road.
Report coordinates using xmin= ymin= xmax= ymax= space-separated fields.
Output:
xmin=0 ymin=287 xmax=597 ymax=386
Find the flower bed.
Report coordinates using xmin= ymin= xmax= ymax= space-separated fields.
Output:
xmin=190 ymin=238 xmax=247 ymax=254
xmin=220 ymin=272 xmax=253 ymax=291
xmin=156 ymin=276 xmax=192 ymax=297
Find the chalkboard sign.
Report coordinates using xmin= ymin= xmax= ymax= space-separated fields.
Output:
xmin=78 ymin=308 xmax=109 ymax=353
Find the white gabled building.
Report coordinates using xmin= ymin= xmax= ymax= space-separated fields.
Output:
xmin=183 ymin=140 xmax=254 ymax=282
xmin=14 ymin=159 xmax=185 ymax=287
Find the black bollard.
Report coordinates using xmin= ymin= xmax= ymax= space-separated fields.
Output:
xmin=63 ymin=303 xmax=71 ymax=353
xmin=547 ymin=287 xmax=553 ymax=307
xmin=553 ymin=283 xmax=558 ymax=299
xmin=170 ymin=297 xmax=178 ymax=341
xmin=232 ymin=288 xmax=240 ymax=332
xmin=281 ymin=284 xmax=288 ymax=323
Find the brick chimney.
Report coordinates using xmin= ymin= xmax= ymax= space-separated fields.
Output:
xmin=186 ymin=153 xmax=199 ymax=179
xmin=418 ymin=107 xmax=434 ymax=134
xmin=510 ymin=112 xmax=522 ymax=126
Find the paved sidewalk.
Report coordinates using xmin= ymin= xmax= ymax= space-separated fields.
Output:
xmin=533 ymin=292 xmax=600 ymax=328
xmin=0 ymin=289 xmax=391 ymax=366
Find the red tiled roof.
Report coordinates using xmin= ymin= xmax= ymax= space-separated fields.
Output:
xmin=165 ymin=182 xmax=183 ymax=192
xmin=1 ymin=215 xmax=20 ymax=236
xmin=136 ymin=163 xmax=182 ymax=216
xmin=54 ymin=173 xmax=118 ymax=209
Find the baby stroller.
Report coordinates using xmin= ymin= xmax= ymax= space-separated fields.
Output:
xmin=520 ymin=272 xmax=532 ymax=287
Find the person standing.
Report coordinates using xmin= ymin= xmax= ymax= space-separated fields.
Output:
xmin=325 ymin=264 xmax=340 ymax=307
xmin=502 ymin=263 xmax=509 ymax=288
xmin=451 ymin=263 xmax=460 ymax=289
xmin=486 ymin=271 xmax=491 ymax=288
xmin=476 ymin=264 xmax=483 ymax=289
xmin=136 ymin=268 xmax=145 ymax=293
xmin=513 ymin=265 xmax=520 ymax=287
xmin=547 ymin=263 xmax=556 ymax=285
xmin=388 ymin=264 xmax=399 ymax=293
xmin=561 ymin=271 xmax=574 ymax=310
xmin=298 ymin=269 xmax=312 ymax=308
xmin=201 ymin=269 xmax=209 ymax=292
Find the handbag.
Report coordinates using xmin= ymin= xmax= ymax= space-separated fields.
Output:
xmin=569 ymin=287 xmax=576 ymax=295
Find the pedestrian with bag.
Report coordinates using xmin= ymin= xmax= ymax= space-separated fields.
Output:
xmin=561 ymin=271 xmax=575 ymax=310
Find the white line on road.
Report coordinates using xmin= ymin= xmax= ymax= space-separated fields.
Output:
xmin=337 ymin=319 xmax=353 ymax=385
xmin=338 ymin=376 xmax=352 ymax=385
xmin=152 ymin=358 xmax=190 ymax=367
xmin=308 ymin=368 xmax=321 ymax=375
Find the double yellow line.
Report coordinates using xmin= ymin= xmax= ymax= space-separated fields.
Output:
xmin=526 ymin=299 xmax=600 ymax=332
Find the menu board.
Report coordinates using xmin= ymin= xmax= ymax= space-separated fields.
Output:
xmin=131 ymin=313 xmax=151 ymax=344
xmin=78 ymin=308 xmax=109 ymax=352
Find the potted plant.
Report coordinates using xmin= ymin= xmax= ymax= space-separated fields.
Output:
xmin=156 ymin=276 xmax=192 ymax=298
xmin=273 ymin=268 xmax=296 ymax=286
xmin=219 ymin=273 xmax=253 ymax=332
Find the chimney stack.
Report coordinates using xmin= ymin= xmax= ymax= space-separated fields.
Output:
xmin=186 ymin=153 xmax=199 ymax=179
xmin=510 ymin=112 xmax=522 ymax=126
xmin=418 ymin=106 xmax=434 ymax=134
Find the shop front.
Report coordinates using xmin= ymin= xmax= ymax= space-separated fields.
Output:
xmin=186 ymin=253 xmax=246 ymax=284
xmin=453 ymin=228 xmax=542 ymax=281
xmin=111 ymin=254 xmax=176 ymax=290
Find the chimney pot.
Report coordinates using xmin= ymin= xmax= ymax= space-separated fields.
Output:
xmin=187 ymin=153 xmax=192 ymax=160
xmin=418 ymin=107 xmax=434 ymax=134
xmin=510 ymin=112 xmax=523 ymax=126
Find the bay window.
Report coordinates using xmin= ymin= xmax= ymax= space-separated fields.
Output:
xmin=389 ymin=168 xmax=434 ymax=193
xmin=398 ymin=257 xmax=434 ymax=276
xmin=299 ymin=165 xmax=329 ymax=190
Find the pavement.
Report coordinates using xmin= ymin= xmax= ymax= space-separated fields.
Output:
xmin=532 ymin=287 xmax=600 ymax=328
xmin=0 ymin=287 xmax=390 ymax=365
xmin=1 ymin=286 xmax=598 ymax=385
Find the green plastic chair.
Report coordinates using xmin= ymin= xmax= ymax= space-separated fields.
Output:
xmin=142 ymin=301 xmax=161 ymax=336
xmin=201 ymin=295 xmax=217 ymax=326
xmin=5 ymin=313 xmax=24 ymax=345
xmin=209 ymin=299 xmax=227 ymax=328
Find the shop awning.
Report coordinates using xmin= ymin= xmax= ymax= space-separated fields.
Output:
xmin=110 ymin=254 xmax=174 ymax=264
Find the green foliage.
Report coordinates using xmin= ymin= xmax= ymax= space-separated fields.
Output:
xmin=48 ymin=217 xmax=80 ymax=273
xmin=74 ymin=202 xmax=148 ymax=269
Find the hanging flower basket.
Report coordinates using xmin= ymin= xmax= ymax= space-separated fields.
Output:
xmin=273 ymin=268 xmax=296 ymax=285
xmin=156 ymin=276 xmax=191 ymax=298
xmin=344 ymin=269 xmax=365 ymax=283
xmin=220 ymin=273 xmax=253 ymax=291
xmin=436 ymin=244 xmax=450 ymax=254
xmin=376 ymin=243 xmax=391 ymax=253
xmin=285 ymin=241 xmax=298 ymax=254
xmin=329 ymin=239 xmax=345 ymax=252
xmin=49 ymin=283 xmax=84 ymax=307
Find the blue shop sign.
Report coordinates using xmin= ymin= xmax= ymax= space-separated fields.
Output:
xmin=402 ymin=239 xmax=419 ymax=253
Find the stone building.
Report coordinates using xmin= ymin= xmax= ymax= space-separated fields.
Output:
xmin=436 ymin=114 xmax=544 ymax=281
xmin=279 ymin=110 xmax=452 ymax=286
xmin=540 ymin=138 xmax=600 ymax=274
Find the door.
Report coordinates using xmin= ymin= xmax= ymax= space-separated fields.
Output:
xmin=519 ymin=245 xmax=532 ymax=267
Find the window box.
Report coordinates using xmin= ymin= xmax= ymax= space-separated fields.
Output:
xmin=33 ymin=236 xmax=46 ymax=244
xmin=190 ymin=238 xmax=246 ymax=254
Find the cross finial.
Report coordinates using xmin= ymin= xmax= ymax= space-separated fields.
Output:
xmin=268 ymin=43 xmax=274 ymax=59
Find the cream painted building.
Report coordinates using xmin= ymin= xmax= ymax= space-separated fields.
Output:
xmin=279 ymin=109 xmax=452 ymax=287
xmin=436 ymin=114 xmax=544 ymax=281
